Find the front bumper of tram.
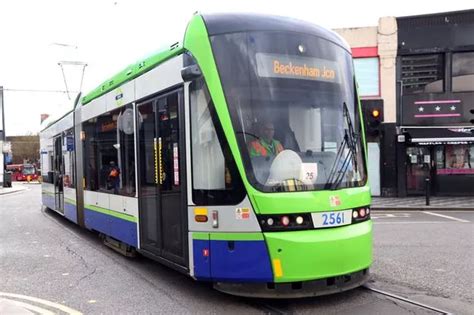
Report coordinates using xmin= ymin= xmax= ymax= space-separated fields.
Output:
xmin=212 ymin=209 xmax=372 ymax=298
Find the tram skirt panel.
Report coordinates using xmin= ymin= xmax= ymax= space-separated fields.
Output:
xmin=64 ymin=201 xmax=77 ymax=224
xmin=210 ymin=240 xmax=273 ymax=282
xmin=84 ymin=207 xmax=138 ymax=248
xmin=42 ymin=192 xmax=56 ymax=210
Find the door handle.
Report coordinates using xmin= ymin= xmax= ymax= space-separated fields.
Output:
xmin=158 ymin=137 xmax=163 ymax=185
xmin=154 ymin=137 xmax=163 ymax=185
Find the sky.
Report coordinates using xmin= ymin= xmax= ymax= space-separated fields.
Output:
xmin=1 ymin=0 xmax=472 ymax=136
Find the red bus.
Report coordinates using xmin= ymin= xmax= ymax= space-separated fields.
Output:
xmin=6 ymin=164 xmax=38 ymax=181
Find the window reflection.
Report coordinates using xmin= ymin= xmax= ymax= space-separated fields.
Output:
xmin=452 ymin=52 xmax=474 ymax=93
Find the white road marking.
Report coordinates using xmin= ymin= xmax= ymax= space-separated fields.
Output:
xmin=0 ymin=297 xmax=55 ymax=315
xmin=0 ymin=292 xmax=82 ymax=314
xmin=374 ymin=221 xmax=457 ymax=224
xmin=422 ymin=211 xmax=470 ymax=223
xmin=371 ymin=213 xmax=411 ymax=219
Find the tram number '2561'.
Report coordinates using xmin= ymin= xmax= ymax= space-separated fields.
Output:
xmin=322 ymin=212 xmax=344 ymax=226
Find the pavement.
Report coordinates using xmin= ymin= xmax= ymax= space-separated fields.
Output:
xmin=371 ymin=196 xmax=474 ymax=210
xmin=0 ymin=182 xmax=30 ymax=195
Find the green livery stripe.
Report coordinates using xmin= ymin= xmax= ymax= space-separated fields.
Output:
xmin=82 ymin=43 xmax=184 ymax=105
xmin=84 ymin=204 xmax=137 ymax=223
xmin=193 ymin=232 xmax=209 ymax=240
xmin=210 ymin=232 xmax=264 ymax=241
xmin=192 ymin=232 xmax=264 ymax=241
xmin=64 ymin=197 xmax=76 ymax=206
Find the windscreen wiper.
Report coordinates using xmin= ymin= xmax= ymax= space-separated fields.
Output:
xmin=324 ymin=103 xmax=359 ymax=190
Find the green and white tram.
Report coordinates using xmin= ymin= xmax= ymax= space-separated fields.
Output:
xmin=40 ymin=13 xmax=372 ymax=298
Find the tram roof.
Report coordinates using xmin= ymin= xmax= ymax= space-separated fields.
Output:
xmin=201 ymin=13 xmax=349 ymax=50
xmin=81 ymin=13 xmax=349 ymax=106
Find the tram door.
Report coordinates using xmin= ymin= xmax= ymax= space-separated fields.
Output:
xmin=53 ymin=136 xmax=64 ymax=214
xmin=138 ymin=88 xmax=187 ymax=267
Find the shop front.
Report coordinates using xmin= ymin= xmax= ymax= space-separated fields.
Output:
xmin=403 ymin=128 xmax=474 ymax=196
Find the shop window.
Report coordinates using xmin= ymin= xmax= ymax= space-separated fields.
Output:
xmin=82 ymin=105 xmax=136 ymax=196
xmin=436 ymin=144 xmax=474 ymax=175
xmin=401 ymin=54 xmax=444 ymax=94
xmin=452 ymin=52 xmax=474 ymax=92
xmin=354 ymin=57 xmax=379 ymax=97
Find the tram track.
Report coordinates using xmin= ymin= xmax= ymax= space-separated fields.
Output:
xmin=244 ymin=299 xmax=289 ymax=315
xmin=362 ymin=285 xmax=453 ymax=314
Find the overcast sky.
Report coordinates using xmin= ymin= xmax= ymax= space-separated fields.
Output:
xmin=1 ymin=0 xmax=472 ymax=136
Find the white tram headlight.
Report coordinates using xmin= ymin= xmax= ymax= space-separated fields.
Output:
xmin=267 ymin=218 xmax=274 ymax=226
xmin=352 ymin=210 xmax=359 ymax=219
xmin=295 ymin=216 xmax=304 ymax=225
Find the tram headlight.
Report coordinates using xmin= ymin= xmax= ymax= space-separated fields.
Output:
xmin=258 ymin=214 xmax=312 ymax=231
xmin=352 ymin=206 xmax=371 ymax=224
xmin=295 ymin=216 xmax=304 ymax=225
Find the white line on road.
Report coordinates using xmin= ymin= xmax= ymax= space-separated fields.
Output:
xmin=1 ymin=297 xmax=55 ymax=315
xmin=422 ymin=211 xmax=470 ymax=223
xmin=0 ymin=292 xmax=82 ymax=315
xmin=374 ymin=221 xmax=460 ymax=224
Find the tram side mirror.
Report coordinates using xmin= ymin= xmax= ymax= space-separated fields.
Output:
xmin=181 ymin=64 xmax=202 ymax=82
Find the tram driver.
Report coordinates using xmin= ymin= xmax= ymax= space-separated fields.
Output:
xmin=248 ymin=121 xmax=284 ymax=158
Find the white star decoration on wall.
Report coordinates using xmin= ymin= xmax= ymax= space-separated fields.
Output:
xmin=450 ymin=105 xmax=456 ymax=111
xmin=418 ymin=106 xmax=424 ymax=112
xmin=435 ymin=106 xmax=441 ymax=111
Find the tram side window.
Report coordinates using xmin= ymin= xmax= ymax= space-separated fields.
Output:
xmin=82 ymin=104 xmax=136 ymax=196
xmin=190 ymin=78 xmax=245 ymax=205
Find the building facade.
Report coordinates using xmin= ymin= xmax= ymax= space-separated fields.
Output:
xmin=336 ymin=10 xmax=474 ymax=196
xmin=396 ymin=10 xmax=474 ymax=196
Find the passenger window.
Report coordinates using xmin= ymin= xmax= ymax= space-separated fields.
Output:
xmin=82 ymin=104 xmax=136 ymax=196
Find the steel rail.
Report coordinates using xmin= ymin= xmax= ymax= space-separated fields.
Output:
xmin=363 ymin=285 xmax=453 ymax=315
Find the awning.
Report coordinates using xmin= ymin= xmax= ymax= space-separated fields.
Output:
xmin=402 ymin=127 xmax=474 ymax=144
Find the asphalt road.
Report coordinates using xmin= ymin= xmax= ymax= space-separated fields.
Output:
xmin=0 ymin=184 xmax=472 ymax=314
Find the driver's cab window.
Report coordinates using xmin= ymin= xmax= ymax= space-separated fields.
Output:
xmin=190 ymin=78 xmax=245 ymax=205
xmin=243 ymin=102 xmax=346 ymax=191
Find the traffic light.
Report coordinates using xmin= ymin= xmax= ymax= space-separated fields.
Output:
xmin=362 ymin=100 xmax=384 ymax=138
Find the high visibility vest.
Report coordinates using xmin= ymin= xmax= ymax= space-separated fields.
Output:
xmin=249 ymin=139 xmax=283 ymax=157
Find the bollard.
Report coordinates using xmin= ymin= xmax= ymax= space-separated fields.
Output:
xmin=425 ymin=177 xmax=430 ymax=206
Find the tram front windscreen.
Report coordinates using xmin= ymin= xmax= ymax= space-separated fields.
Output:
xmin=211 ymin=31 xmax=367 ymax=192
